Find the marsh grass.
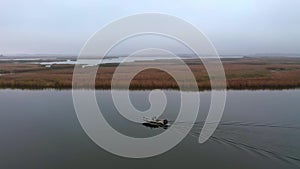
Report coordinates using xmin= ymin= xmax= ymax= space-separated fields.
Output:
xmin=0 ymin=57 xmax=300 ymax=90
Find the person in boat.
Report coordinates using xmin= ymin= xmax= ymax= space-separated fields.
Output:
xmin=142 ymin=117 xmax=169 ymax=129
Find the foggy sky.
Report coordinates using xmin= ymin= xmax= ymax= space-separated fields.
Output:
xmin=0 ymin=0 xmax=299 ymax=55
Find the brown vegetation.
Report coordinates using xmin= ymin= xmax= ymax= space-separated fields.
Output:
xmin=1 ymin=57 xmax=300 ymax=90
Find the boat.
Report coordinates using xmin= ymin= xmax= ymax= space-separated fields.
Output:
xmin=142 ymin=117 xmax=169 ymax=129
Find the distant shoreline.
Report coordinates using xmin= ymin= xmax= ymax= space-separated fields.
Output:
xmin=1 ymin=57 xmax=300 ymax=90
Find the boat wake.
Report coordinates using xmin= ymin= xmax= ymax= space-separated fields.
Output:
xmin=168 ymin=121 xmax=300 ymax=168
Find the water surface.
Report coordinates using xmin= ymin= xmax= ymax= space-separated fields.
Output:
xmin=0 ymin=89 xmax=299 ymax=169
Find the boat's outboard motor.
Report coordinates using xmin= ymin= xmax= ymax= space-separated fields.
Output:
xmin=163 ymin=119 xmax=168 ymax=125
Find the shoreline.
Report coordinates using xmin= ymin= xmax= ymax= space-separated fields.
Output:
xmin=0 ymin=86 xmax=300 ymax=92
xmin=1 ymin=87 xmax=299 ymax=91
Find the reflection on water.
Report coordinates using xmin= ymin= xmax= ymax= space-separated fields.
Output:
xmin=0 ymin=89 xmax=299 ymax=169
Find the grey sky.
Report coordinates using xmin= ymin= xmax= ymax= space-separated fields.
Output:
xmin=0 ymin=0 xmax=299 ymax=55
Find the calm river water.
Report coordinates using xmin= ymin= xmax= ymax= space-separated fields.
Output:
xmin=0 ymin=89 xmax=299 ymax=169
